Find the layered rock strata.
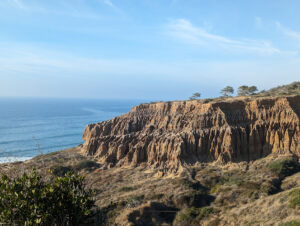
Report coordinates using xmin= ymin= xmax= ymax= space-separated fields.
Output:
xmin=82 ymin=96 xmax=300 ymax=169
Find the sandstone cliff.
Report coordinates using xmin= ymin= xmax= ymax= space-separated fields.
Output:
xmin=82 ymin=96 xmax=300 ymax=169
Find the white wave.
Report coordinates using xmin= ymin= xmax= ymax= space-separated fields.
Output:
xmin=0 ymin=157 xmax=32 ymax=163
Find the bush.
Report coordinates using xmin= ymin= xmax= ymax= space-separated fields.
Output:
xmin=288 ymin=189 xmax=300 ymax=209
xmin=74 ymin=160 xmax=100 ymax=171
xmin=203 ymin=98 xmax=214 ymax=103
xmin=51 ymin=165 xmax=72 ymax=176
xmin=0 ymin=170 xmax=95 ymax=225
xmin=279 ymin=220 xmax=300 ymax=226
xmin=175 ymin=178 xmax=207 ymax=191
xmin=175 ymin=207 xmax=215 ymax=224
xmin=217 ymin=175 xmax=244 ymax=186
xmin=267 ymin=158 xmax=299 ymax=178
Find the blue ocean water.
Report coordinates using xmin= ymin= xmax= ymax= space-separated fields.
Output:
xmin=0 ymin=98 xmax=141 ymax=162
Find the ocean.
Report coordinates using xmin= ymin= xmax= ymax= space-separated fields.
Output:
xmin=0 ymin=98 xmax=142 ymax=163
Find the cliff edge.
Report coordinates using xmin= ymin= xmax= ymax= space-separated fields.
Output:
xmin=82 ymin=96 xmax=300 ymax=170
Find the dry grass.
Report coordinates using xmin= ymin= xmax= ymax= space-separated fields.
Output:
xmin=1 ymin=148 xmax=300 ymax=225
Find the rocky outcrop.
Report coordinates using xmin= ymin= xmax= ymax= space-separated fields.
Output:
xmin=82 ymin=96 xmax=300 ymax=169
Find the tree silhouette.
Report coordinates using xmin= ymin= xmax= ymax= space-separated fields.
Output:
xmin=248 ymin=86 xmax=258 ymax=95
xmin=238 ymin=85 xmax=258 ymax=96
xmin=220 ymin=86 xmax=234 ymax=97
xmin=189 ymin=92 xmax=201 ymax=100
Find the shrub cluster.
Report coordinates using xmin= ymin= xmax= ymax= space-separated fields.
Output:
xmin=267 ymin=158 xmax=300 ymax=178
xmin=0 ymin=170 xmax=94 ymax=225
xmin=174 ymin=207 xmax=215 ymax=224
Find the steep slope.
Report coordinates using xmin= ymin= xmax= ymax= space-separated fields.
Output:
xmin=82 ymin=96 xmax=300 ymax=170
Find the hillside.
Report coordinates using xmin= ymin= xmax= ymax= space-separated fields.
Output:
xmin=258 ymin=81 xmax=300 ymax=97
xmin=1 ymin=83 xmax=300 ymax=225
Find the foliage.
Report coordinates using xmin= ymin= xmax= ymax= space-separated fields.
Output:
xmin=288 ymin=189 xmax=300 ymax=209
xmin=258 ymin=81 xmax=300 ymax=96
xmin=180 ymin=179 xmax=202 ymax=189
xmin=210 ymin=184 xmax=223 ymax=193
xmin=74 ymin=160 xmax=100 ymax=171
xmin=175 ymin=207 xmax=215 ymax=224
xmin=203 ymin=98 xmax=214 ymax=103
xmin=184 ymin=191 xmax=214 ymax=208
xmin=189 ymin=92 xmax=201 ymax=100
xmin=248 ymin=86 xmax=258 ymax=94
xmin=237 ymin=85 xmax=258 ymax=96
xmin=51 ymin=165 xmax=72 ymax=176
xmin=237 ymin=85 xmax=249 ymax=96
xmin=98 ymin=203 xmax=119 ymax=226
xmin=267 ymin=158 xmax=299 ymax=178
xmin=220 ymin=86 xmax=234 ymax=97
xmin=217 ymin=174 xmax=244 ymax=186
xmin=0 ymin=170 xmax=95 ymax=225
xmin=279 ymin=220 xmax=300 ymax=226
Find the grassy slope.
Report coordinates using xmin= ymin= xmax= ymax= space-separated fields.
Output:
xmin=257 ymin=81 xmax=300 ymax=97
xmin=1 ymin=148 xmax=300 ymax=225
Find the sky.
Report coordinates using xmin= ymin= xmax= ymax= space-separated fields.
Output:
xmin=0 ymin=0 xmax=300 ymax=100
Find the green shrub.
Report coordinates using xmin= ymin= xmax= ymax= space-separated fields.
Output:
xmin=267 ymin=158 xmax=299 ymax=178
xmin=279 ymin=220 xmax=300 ymax=226
xmin=288 ymin=189 xmax=300 ymax=209
xmin=0 ymin=170 xmax=94 ymax=225
xmin=74 ymin=160 xmax=100 ymax=171
xmin=207 ymin=173 xmax=244 ymax=189
xmin=203 ymin=98 xmax=214 ymax=103
xmin=218 ymin=175 xmax=244 ymax=186
xmin=51 ymin=165 xmax=72 ymax=176
xmin=175 ymin=178 xmax=207 ymax=191
xmin=175 ymin=207 xmax=215 ymax=224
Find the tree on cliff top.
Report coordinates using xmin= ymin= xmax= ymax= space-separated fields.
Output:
xmin=220 ymin=86 xmax=234 ymax=97
xmin=238 ymin=85 xmax=258 ymax=96
xmin=189 ymin=92 xmax=201 ymax=100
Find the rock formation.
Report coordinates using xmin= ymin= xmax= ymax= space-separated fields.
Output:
xmin=82 ymin=96 xmax=300 ymax=169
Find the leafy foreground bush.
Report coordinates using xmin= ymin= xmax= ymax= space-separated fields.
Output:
xmin=0 ymin=170 xmax=95 ymax=225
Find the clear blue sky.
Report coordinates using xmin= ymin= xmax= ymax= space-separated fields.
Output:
xmin=0 ymin=0 xmax=300 ymax=100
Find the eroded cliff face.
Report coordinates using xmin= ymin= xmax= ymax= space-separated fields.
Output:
xmin=82 ymin=96 xmax=300 ymax=169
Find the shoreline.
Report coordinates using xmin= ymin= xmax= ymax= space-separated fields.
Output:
xmin=0 ymin=156 xmax=32 ymax=164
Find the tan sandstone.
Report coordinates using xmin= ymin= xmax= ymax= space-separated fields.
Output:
xmin=82 ymin=96 xmax=300 ymax=170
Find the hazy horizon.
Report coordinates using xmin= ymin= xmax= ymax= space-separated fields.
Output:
xmin=1 ymin=0 xmax=300 ymax=100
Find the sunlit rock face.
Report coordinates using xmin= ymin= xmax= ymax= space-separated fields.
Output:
xmin=82 ymin=96 xmax=300 ymax=170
